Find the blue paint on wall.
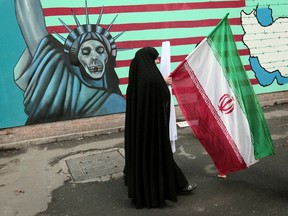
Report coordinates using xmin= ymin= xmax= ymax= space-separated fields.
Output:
xmin=256 ymin=6 xmax=273 ymax=26
xmin=249 ymin=6 xmax=288 ymax=86
xmin=0 ymin=1 xmax=27 ymax=128
xmin=249 ymin=57 xmax=288 ymax=86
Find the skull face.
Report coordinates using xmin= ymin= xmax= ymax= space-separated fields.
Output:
xmin=77 ymin=40 xmax=108 ymax=79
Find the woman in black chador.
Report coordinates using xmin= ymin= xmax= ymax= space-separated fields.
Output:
xmin=124 ymin=47 xmax=196 ymax=209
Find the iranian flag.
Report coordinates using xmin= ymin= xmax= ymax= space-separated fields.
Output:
xmin=170 ymin=14 xmax=274 ymax=175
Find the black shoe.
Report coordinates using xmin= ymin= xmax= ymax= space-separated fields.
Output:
xmin=180 ymin=183 xmax=197 ymax=194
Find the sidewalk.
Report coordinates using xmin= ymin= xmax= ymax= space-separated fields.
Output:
xmin=0 ymin=103 xmax=288 ymax=216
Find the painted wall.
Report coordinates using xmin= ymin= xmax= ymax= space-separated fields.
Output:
xmin=1 ymin=0 xmax=287 ymax=129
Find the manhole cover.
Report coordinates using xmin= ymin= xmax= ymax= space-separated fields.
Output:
xmin=66 ymin=149 xmax=125 ymax=182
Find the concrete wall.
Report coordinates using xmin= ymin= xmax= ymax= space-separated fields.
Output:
xmin=1 ymin=91 xmax=287 ymax=148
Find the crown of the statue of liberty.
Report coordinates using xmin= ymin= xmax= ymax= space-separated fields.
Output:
xmin=54 ymin=0 xmax=124 ymax=57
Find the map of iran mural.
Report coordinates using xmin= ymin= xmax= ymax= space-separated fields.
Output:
xmin=241 ymin=5 xmax=288 ymax=86
xmin=1 ymin=0 xmax=288 ymax=129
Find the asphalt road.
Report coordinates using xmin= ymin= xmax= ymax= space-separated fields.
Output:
xmin=1 ymin=103 xmax=288 ymax=216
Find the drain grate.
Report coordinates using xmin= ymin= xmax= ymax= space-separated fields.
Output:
xmin=66 ymin=149 xmax=125 ymax=182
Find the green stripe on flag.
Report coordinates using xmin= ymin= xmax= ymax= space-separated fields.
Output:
xmin=207 ymin=14 xmax=274 ymax=159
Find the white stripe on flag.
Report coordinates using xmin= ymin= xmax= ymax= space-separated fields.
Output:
xmin=186 ymin=38 xmax=258 ymax=167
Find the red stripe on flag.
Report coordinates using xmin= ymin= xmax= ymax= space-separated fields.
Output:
xmin=116 ymin=56 xmax=189 ymax=69
xmin=115 ymin=34 xmax=243 ymax=49
xmin=244 ymin=65 xmax=252 ymax=71
xmin=117 ymin=58 xmax=256 ymax=86
xmin=47 ymin=18 xmax=241 ymax=34
xmin=238 ymin=48 xmax=250 ymax=56
xmin=119 ymin=71 xmax=258 ymax=86
xmin=171 ymin=55 xmax=188 ymax=62
xmin=116 ymin=52 xmax=251 ymax=68
xmin=171 ymin=60 xmax=247 ymax=174
xmin=43 ymin=1 xmax=245 ymax=16
xmin=117 ymin=37 xmax=204 ymax=49
xmin=119 ymin=77 xmax=129 ymax=85
xmin=250 ymin=78 xmax=258 ymax=85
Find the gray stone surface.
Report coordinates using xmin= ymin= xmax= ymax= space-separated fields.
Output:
xmin=0 ymin=103 xmax=288 ymax=216
xmin=66 ymin=149 xmax=125 ymax=182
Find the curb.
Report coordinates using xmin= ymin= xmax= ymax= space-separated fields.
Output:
xmin=0 ymin=127 xmax=125 ymax=150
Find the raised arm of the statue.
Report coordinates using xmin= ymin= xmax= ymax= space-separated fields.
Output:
xmin=15 ymin=0 xmax=48 ymax=56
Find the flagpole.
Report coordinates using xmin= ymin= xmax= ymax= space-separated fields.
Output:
xmin=160 ymin=41 xmax=177 ymax=153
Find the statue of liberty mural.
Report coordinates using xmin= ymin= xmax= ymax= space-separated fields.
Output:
xmin=14 ymin=0 xmax=126 ymax=125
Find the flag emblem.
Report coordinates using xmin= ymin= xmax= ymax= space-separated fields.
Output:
xmin=218 ymin=94 xmax=235 ymax=114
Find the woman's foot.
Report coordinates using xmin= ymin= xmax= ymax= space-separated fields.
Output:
xmin=217 ymin=174 xmax=227 ymax=179
xmin=179 ymin=183 xmax=197 ymax=194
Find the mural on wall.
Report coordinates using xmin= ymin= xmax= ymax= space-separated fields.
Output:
xmin=241 ymin=5 xmax=288 ymax=86
xmin=1 ymin=0 xmax=288 ymax=129
xmin=14 ymin=0 xmax=126 ymax=125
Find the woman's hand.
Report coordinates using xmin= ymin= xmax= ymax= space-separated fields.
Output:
xmin=164 ymin=76 xmax=172 ymax=85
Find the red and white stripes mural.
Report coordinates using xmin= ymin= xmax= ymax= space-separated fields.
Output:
xmin=0 ymin=0 xmax=287 ymax=128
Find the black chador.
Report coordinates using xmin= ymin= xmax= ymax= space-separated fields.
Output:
xmin=124 ymin=47 xmax=193 ymax=209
